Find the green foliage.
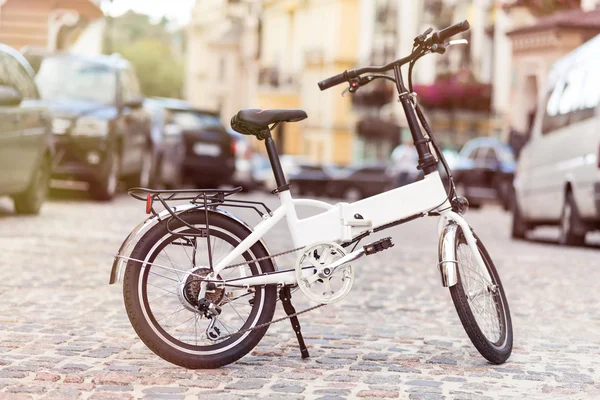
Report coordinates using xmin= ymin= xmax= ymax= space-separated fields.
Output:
xmin=115 ymin=39 xmax=184 ymax=98
xmin=104 ymin=11 xmax=184 ymax=98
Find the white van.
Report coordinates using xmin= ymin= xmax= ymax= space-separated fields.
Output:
xmin=512 ymin=34 xmax=600 ymax=245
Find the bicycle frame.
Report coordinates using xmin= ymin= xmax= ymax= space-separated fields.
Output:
xmin=110 ymin=171 xmax=493 ymax=289
xmin=110 ymin=28 xmax=495 ymax=291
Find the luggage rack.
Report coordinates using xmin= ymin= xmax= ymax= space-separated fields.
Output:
xmin=128 ymin=186 xmax=273 ymax=218
xmin=128 ymin=186 xmax=274 ymax=272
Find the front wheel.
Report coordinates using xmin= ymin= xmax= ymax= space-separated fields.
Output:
xmin=122 ymin=210 xmax=277 ymax=369
xmin=449 ymin=227 xmax=513 ymax=364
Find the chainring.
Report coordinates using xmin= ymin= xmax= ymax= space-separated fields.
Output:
xmin=294 ymin=242 xmax=355 ymax=304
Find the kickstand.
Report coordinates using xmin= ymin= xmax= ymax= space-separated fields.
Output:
xmin=279 ymin=286 xmax=310 ymax=359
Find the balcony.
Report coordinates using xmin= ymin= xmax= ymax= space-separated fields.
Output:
xmin=413 ymin=72 xmax=492 ymax=113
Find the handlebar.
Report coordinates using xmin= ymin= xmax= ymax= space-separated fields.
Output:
xmin=317 ymin=19 xmax=470 ymax=91
xmin=317 ymin=71 xmax=348 ymax=91
xmin=426 ymin=20 xmax=470 ymax=46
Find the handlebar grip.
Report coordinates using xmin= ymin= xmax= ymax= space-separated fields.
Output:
xmin=434 ymin=20 xmax=470 ymax=43
xmin=318 ymin=71 xmax=348 ymax=91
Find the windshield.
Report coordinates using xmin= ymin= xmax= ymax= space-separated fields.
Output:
xmin=167 ymin=110 xmax=222 ymax=131
xmin=36 ymin=57 xmax=116 ymax=104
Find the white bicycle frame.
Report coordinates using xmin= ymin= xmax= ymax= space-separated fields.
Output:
xmin=110 ymin=170 xmax=493 ymax=290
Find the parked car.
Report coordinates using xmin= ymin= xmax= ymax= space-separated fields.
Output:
xmin=327 ymin=164 xmax=390 ymax=201
xmin=34 ymin=53 xmax=152 ymax=201
xmin=512 ymin=34 xmax=600 ymax=245
xmin=453 ymin=137 xmax=516 ymax=210
xmin=158 ymin=101 xmax=235 ymax=188
xmin=143 ymin=98 xmax=187 ymax=189
xmin=0 ymin=44 xmax=53 ymax=214
xmin=288 ymin=163 xmax=333 ymax=196
xmin=255 ymin=154 xmax=311 ymax=192
xmin=228 ymin=128 xmax=258 ymax=191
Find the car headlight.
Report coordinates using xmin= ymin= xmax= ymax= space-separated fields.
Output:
xmin=73 ymin=117 xmax=109 ymax=136
xmin=52 ymin=118 xmax=72 ymax=135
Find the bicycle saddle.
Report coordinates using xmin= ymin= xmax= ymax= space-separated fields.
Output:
xmin=231 ymin=108 xmax=307 ymax=140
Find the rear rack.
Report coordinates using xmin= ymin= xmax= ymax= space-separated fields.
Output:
xmin=128 ymin=186 xmax=273 ymax=217
xmin=127 ymin=186 xmax=274 ymax=273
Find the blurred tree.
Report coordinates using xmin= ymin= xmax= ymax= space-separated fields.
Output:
xmin=104 ymin=10 xmax=184 ymax=98
xmin=115 ymin=39 xmax=184 ymax=98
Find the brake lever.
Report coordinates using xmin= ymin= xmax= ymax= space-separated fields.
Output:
xmin=447 ymin=39 xmax=468 ymax=47
xmin=341 ymin=76 xmax=374 ymax=97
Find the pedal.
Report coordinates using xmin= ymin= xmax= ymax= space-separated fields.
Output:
xmin=279 ymin=286 xmax=309 ymax=359
xmin=363 ymin=237 xmax=394 ymax=255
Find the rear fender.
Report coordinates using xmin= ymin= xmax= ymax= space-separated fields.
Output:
xmin=109 ymin=205 xmax=273 ymax=284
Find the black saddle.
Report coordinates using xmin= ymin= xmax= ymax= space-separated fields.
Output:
xmin=231 ymin=108 xmax=307 ymax=140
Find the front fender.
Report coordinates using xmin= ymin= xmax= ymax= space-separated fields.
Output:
xmin=438 ymin=222 xmax=459 ymax=287
xmin=109 ymin=205 xmax=272 ymax=284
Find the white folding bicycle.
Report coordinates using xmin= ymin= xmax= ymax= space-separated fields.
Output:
xmin=110 ymin=20 xmax=512 ymax=369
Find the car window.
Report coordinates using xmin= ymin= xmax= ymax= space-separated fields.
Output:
xmin=168 ymin=110 xmax=224 ymax=131
xmin=358 ymin=167 xmax=385 ymax=174
xmin=541 ymin=62 xmax=600 ymax=134
xmin=464 ymin=146 xmax=479 ymax=161
xmin=481 ymin=147 xmax=498 ymax=163
xmin=37 ymin=57 xmax=116 ymax=104
xmin=0 ymin=50 xmax=38 ymax=99
xmin=120 ymin=67 xmax=142 ymax=103
xmin=300 ymin=165 xmax=323 ymax=172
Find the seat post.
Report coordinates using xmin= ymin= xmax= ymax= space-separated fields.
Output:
xmin=265 ymin=135 xmax=288 ymax=190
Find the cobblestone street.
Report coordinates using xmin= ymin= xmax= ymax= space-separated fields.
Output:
xmin=0 ymin=190 xmax=599 ymax=400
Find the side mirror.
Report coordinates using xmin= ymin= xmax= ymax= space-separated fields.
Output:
xmin=0 ymin=85 xmax=22 ymax=106
xmin=123 ymin=96 xmax=144 ymax=109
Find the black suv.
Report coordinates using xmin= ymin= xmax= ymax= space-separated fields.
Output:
xmin=0 ymin=44 xmax=53 ymax=215
xmin=34 ymin=53 xmax=152 ymax=200
xmin=152 ymin=99 xmax=235 ymax=188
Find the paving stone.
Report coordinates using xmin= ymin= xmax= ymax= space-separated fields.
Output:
xmin=224 ymin=379 xmax=269 ymax=390
xmin=0 ymin=193 xmax=599 ymax=400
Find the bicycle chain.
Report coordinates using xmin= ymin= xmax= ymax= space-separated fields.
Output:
xmin=217 ymin=302 xmax=325 ymax=341
xmin=211 ymin=245 xmax=327 ymax=341
xmin=221 ymin=246 xmax=305 ymax=270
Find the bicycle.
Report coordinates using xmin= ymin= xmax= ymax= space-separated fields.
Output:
xmin=109 ymin=20 xmax=513 ymax=369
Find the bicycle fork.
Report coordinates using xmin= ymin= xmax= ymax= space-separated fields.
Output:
xmin=437 ymin=210 xmax=494 ymax=288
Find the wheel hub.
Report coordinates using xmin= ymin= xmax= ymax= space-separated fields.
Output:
xmin=178 ymin=268 xmax=224 ymax=312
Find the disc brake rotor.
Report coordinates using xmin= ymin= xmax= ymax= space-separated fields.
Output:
xmin=295 ymin=242 xmax=354 ymax=304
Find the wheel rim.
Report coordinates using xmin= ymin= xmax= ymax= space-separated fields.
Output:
xmin=139 ymin=151 xmax=153 ymax=187
xmin=456 ymin=240 xmax=505 ymax=345
xmin=137 ymin=226 xmax=266 ymax=355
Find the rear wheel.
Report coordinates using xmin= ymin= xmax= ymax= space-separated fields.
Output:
xmin=559 ymin=191 xmax=586 ymax=246
xmin=511 ymin=195 xmax=528 ymax=240
xmin=449 ymin=228 xmax=512 ymax=364
xmin=123 ymin=211 xmax=277 ymax=369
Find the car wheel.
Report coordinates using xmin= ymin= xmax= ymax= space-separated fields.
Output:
xmin=12 ymin=155 xmax=51 ymax=215
xmin=127 ymin=147 xmax=154 ymax=189
xmin=559 ymin=191 xmax=586 ymax=246
xmin=89 ymin=151 xmax=120 ymax=201
xmin=511 ymin=194 xmax=528 ymax=240
xmin=343 ymin=186 xmax=362 ymax=202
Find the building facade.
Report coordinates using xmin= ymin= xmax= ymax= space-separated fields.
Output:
xmin=186 ymin=0 xmax=260 ymax=124
xmin=0 ymin=0 xmax=103 ymax=54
